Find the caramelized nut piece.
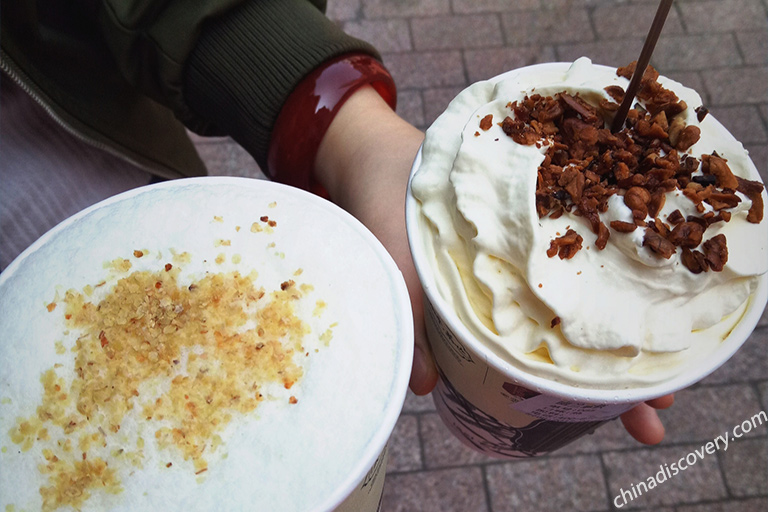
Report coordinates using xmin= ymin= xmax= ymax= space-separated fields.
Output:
xmin=736 ymin=176 xmax=765 ymax=223
xmin=480 ymin=114 xmax=493 ymax=131
xmin=674 ymin=125 xmax=701 ymax=151
xmin=609 ymin=220 xmax=637 ymax=233
xmin=642 ymin=229 xmax=676 ymax=259
xmin=681 ymin=247 xmax=708 ymax=274
xmin=701 ymin=154 xmax=739 ymax=190
xmin=666 ymin=209 xmax=685 ymax=225
xmin=702 ymin=234 xmax=728 ymax=271
xmin=668 ymin=222 xmax=704 ymax=248
xmin=547 ymin=229 xmax=584 ymax=259
xmin=624 ymin=187 xmax=651 ymax=215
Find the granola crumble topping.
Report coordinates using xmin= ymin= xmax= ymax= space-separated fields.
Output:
xmin=489 ymin=61 xmax=764 ymax=273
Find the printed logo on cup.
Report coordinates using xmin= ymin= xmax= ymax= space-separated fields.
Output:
xmin=424 ymin=299 xmax=474 ymax=365
xmin=435 ymin=366 xmax=607 ymax=457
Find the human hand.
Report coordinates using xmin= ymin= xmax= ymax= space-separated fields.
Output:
xmin=314 ymin=86 xmax=675 ymax=446
xmin=314 ymin=86 xmax=438 ymax=395
xmin=620 ymin=394 xmax=675 ymax=444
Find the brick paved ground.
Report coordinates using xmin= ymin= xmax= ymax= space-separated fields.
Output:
xmin=194 ymin=1 xmax=768 ymax=510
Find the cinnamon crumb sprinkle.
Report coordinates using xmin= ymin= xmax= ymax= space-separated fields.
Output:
xmin=11 ymin=260 xmax=323 ymax=511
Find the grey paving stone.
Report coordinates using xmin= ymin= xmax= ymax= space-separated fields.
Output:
xmin=760 ymin=302 xmax=768 ymax=329
xmin=343 ymin=19 xmax=412 ymax=53
xmin=557 ymin=417 xmax=641 ymax=455
xmin=500 ymin=7 xmax=595 ymax=46
xmin=736 ymin=30 xmax=768 ymax=66
xmin=590 ymin=2 xmax=685 ymax=39
xmin=703 ymin=66 xmax=768 ymax=106
xmin=677 ymin=497 xmax=768 ymax=512
xmin=195 ymin=139 xmax=266 ymax=180
xmin=555 ymin=0 xmax=644 ymax=5
xmin=759 ymin=381 xmax=768 ymax=411
xmin=380 ymin=467 xmax=487 ymax=512
xmin=463 ymin=46 xmax=557 ymax=83
xmin=362 ymin=0 xmax=450 ymax=18
xmin=401 ymin=388 xmax=436 ymax=413
xmin=382 ymin=51 xmax=466 ymax=89
xmin=395 ymin=90 xmax=426 ymax=129
xmin=657 ymin=70 xmax=707 ymax=103
xmin=387 ymin=413 xmax=423 ymax=472
xmin=744 ymin=143 xmax=768 ymax=183
xmin=486 ymin=455 xmax=608 ymax=512
xmin=707 ymin=105 xmax=768 ymax=144
xmin=624 ymin=507 xmax=675 ymax=512
xmin=326 ymin=0 xmax=360 ymax=22
xmin=658 ymin=69 xmax=703 ymax=88
xmin=419 ymin=411 xmax=497 ymax=468
xmin=721 ymin=437 xmax=768 ymax=497
xmin=422 ymin=86 xmax=470 ymax=127
xmin=603 ymin=444 xmax=728 ymax=508
xmin=677 ymin=0 xmax=768 ymax=34
xmin=556 ymin=38 xmax=645 ymax=68
xmin=702 ymin=327 xmax=768 ymax=385
xmin=653 ymin=34 xmax=743 ymax=71
xmin=656 ymin=384 xmax=766 ymax=446
xmin=760 ymin=104 xmax=768 ymax=123
xmin=411 ymin=14 xmax=504 ymax=51
xmin=453 ymin=0 xmax=540 ymax=13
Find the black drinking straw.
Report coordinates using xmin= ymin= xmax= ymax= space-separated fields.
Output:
xmin=610 ymin=0 xmax=675 ymax=133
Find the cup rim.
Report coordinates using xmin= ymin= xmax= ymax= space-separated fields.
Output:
xmin=406 ymin=145 xmax=767 ymax=405
xmin=0 ymin=176 xmax=414 ymax=511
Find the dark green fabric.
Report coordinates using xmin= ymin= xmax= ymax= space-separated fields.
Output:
xmin=184 ymin=0 xmax=380 ymax=173
xmin=0 ymin=1 xmax=206 ymax=179
xmin=0 ymin=0 xmax=377 ymax=178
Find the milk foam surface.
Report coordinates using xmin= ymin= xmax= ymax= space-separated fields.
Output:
xmin=411 ymin=58 xmax=768 ymax=389
xmin=0 ymin=178 xmax=410 ymax=511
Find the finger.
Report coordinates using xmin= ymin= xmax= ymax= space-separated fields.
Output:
xmin=409 ymin=338 xmax=437 ymax=395
xmin=646 ymin=394 xmax=675 ymax=410
xmin=620 ymin=403 xmax=665 ymax=445
xmin=408 ymin=295 xmax=438 ymax=395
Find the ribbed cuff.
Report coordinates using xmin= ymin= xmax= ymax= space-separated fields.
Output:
xmin=183 ymin=0 xmax=380 ymax=171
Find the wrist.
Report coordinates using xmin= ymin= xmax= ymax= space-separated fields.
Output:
xmin=267 ymin=53 xmax=397 ymax=197
xmin=314 ymin=87 xmax=421 ymax=202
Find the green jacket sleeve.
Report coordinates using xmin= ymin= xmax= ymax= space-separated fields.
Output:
xmin=97 ymin=0 xmax=380 ymax=172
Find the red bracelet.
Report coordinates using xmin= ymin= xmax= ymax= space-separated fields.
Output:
xmin=267 ymin=53 xmax=397 ymax=197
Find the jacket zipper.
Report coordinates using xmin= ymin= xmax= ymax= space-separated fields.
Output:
xmin=1 ymin=50 xmax=163 ymax=177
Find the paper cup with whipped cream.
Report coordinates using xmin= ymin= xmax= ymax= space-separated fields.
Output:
xmin=0 ymin=177 xmax=412 ymax=511
xmin=406 ymin=58 xmax=768 ymax=458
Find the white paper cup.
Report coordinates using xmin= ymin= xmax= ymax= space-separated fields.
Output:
xmin=0 ymin=177 xmax=413 ymax=511
xmin=407 ymin=142 xmax=768 ymax=458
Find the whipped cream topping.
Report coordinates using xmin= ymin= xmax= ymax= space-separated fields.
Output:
xmin=411 ymin=58 xmax=767 ymax=388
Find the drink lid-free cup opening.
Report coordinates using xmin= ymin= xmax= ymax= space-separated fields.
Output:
xmin=407 ymin=144 xmax=767 ymax=406
xmin=0 ymin=177 xmax=413 ymax=512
